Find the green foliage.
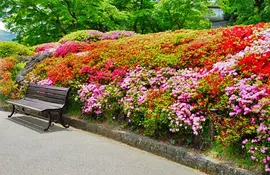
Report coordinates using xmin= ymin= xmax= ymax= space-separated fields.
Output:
xmin=0 ymin=93 xmax=7 ymax=105
xmin=59 ymin=30 xmax=101 ymax=43
xmin=0 ymin=42 xmax=32 ymax=58
xmin=0 ymin=0 xmax=111 ymax=45
xmin=11 ymin=62 xmax=26 ymax=80
xmin=0 ymin=0 xmax=213 ymax=45
xmin=0 ymin=57 xmax=26 ymax=99
xmin=101 ymin=85 xmax=124 ymax=122
xmin=67 ymin=100 xmax=82 ymax=116
xmin=110 ymin=0 xmax=158 ymax=33
xmin=219 ymin=0 xmax=270 ymax=25
xmin=155 ymin=0 xmax=212 ymax=30
xmin=207 ymin=140 xmax=259 ymax=170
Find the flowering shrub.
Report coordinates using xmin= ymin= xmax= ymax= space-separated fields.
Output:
xmin=37 ymin=78 xmax=53 ymax=86
xmin=167 ymin=69 xmax=207 ymax=135
xmin=81 ymin=60 xmax=127 ymax=84
xmin=78 ymin=83 xmax=107 ymax=115
xmin=59 ymin=30 xmax=103 ymax=43
xmin=242 ymin=111 xmax=270 ymax=172
xmin=179 ymin=26 xmax=256 ymax=69
xmin=0 ymin=57 xmax=25 ymax=98
xmin=59 ymin=30 xmax=136 ymax=43
xmin=47 ymin=63 xmax=73 ymax=85
xmin=0 ymin=42 xmax=33 ymax=58
xmin=218 ymin=76 xmax=269 ymax=144
xmin=35 ymin=42 xmax=60 ymax=54
xmin=79 ymin=67 xmax=208 ymax=136
xmin=238 ymin=29 xmax=270 ymax=77
xmin=225 ymin=76 xmax=270 ymax=171
xmin=100 ymin=31 xmax=136 ymax=40
xmin=25 ymin=23 xmax=270 ymax=172
xmin=54 ymin=41 xmax=88 ymax=57
xmin=31 ymin=23 xmax=269 ymax=80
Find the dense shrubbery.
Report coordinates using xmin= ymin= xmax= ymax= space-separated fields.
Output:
xmin=59 ymin=30 xmax=136 ymax=43
xmin=54 ymin=41 xmax=88 ymax=57
xmin=30 ymin=23 xmax=267 ymax=79
xmin=3 ymin=23 xmax=270 ymax=172
xmin=34 ymin=42 xmax=60 ymax=54
xmin=59 ymin=30 xmax=103 ymax=43
xmin=0 ymin=42 xmax=30 ymax=98
xmin=0 ymin=42 xmax=33 ymax=58
xmin=33 ymin=30 xmax=136 ymax=57
xmin=0 ymin=57 xmax=25 ymax=98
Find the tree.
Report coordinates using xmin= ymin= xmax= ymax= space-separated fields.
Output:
xmin=110 ymin=0 xmax=159 ymax=33
xmin=218 ymin=0 xmax=270 ymax=25
xmin=0 ymin=0 xmax=125 ymax=45
xmin=0 ymin=0 xmax=214 ymax=45
xmin=155 ymin=0 xmax=213 ymax=30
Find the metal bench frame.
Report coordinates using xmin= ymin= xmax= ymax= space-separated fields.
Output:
xmin=6 ymin=83 xmax=70 ymax=131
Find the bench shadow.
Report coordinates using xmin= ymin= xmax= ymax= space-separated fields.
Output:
xmin=8 ymin=115 xmax=69 ymax=133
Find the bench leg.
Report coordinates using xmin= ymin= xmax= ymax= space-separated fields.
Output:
xmin=44 ymin=112 xmax=53 ymax=131
xmin=8 ymin=105 xmax=15 ymax=118
xmin=59 ymin=111 xmax=69 ymax=129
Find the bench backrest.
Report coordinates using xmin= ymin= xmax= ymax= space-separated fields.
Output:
xmin=25 ymin=83 xmax=70 ymax=105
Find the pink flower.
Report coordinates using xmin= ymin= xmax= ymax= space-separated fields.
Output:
xmin=242 ymin=139 xmax=248 ymax=144
xmin=37 ymin=78 xmax=53 ymax=86
xmin=251 ymin=156 xmax=257 ymax=160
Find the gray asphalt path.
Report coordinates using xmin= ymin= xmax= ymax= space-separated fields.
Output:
xmin=0 ymin=111 xmax=204 ymax=175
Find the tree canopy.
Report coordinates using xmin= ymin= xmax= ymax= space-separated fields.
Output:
xmin=2 ymin=0 xmax=268 ymax=45
xmin=219 ymin=0 xmax=270 ymax=25
xmin=0 ymin=0 xmax=216 ymax=45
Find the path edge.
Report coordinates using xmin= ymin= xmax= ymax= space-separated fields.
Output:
xmin=64 ymin=116 xmax=259 ymax=175
xmin=0 ymin=105 xmax=260 ymax=175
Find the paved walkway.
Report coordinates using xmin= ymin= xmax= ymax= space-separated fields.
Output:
xmin=0 ymin=111 xmax=204 ymax=175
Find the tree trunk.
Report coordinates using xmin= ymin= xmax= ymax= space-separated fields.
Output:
xmin=63 ymin=0 xmax=78 ymax=29
xmin=47 ymin=4 xmax=68 ymax=34
xmin=166 ymin=9 xmax=173 ymax=30
xmin=133 ymin=20 xmax=138 ymax=33
xmin=254 ymin=0 xmax=264 ymax=13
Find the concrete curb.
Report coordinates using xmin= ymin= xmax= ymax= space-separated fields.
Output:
xmin=63 ymin=116 xmax=260 ymax=175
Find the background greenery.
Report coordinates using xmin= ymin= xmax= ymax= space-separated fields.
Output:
xmin=0 ymin=0 xmax=213 ymax=45
xmin=218 ymin=0 xmax=270 ymax=25
xmin=1 ymin=0 xmax=269 ymax=46
xmin=0 ymin=42 xmax=33 ymax=58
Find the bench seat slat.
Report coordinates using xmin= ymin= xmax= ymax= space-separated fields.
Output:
xmin=27 ymin=87 xmax=68 ymax=96
xmin=6 ymin=99 xmax=62 ymax=112
xmin=29 ymin=83 xmax=69 ymax=91
xmin=26 ymin=89 xmax=66 ymax=100
xmin=26 ymin=94 xmax=65 ymax=104
xmin=24 ymin=98 xmax=64 ymax=108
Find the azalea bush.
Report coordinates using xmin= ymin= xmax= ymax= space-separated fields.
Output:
xmin=238 ymin=29 xmax=270 ymax=77
xmin=30 ymin=23 xmax=268 ymax=81
xmin=228 ymin=76 xmax=270 ymax=172
xmin=59 ymin=30 xmax=136 ymax=43
xmin=54 ymin=41 xmax=88 ymax=57
xmin=34 ymin=42 xmax=60 ymax=54
xmin=59 ymin=30 xmax=103 ymax=43
xmin=0 ymin=42 xmax=33 ymax=58
xmin=100 ymin=31 xmax=136 ymax=40
xmin=80 ymin=60 xmax=128 ymax=84
xmin=17 ymin=23 xmax=270 ymax=172
xmin=37 ymin=78 xmax=53 ymax=86
xmin=0 ymin=57 xmax=26 ymax=98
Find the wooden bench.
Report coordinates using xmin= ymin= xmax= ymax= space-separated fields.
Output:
xmin=6 ymin=83 xmax=70 ymax=131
